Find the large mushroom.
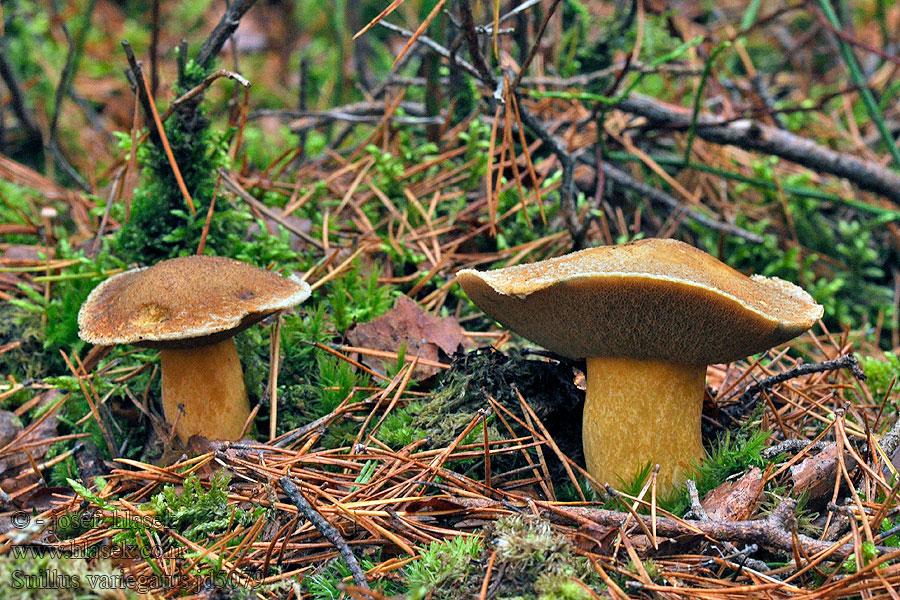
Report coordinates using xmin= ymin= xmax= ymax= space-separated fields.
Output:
xmin=78 ymin=255 xmax=311 ymax=443
xmin=458 ymin=238 xmax=823 ymax=491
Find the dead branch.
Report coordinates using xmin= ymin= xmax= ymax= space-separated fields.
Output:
xmin=378 ymin=21 xmax=479 ymax=79
xmin=451 ymin=496 xmax=890 ymax=560
xmin=457 ymin=0 xmax=494 ymax=85
xmin=0 ymin=40 xmax=43 ymax=146
xmin=195 ymin=0 xmax=259 ymax=69
xmin=575 ymin=156 xmax=766 ymax=243
xmin=279 ymin=475 xmax=371 ymax=590
xmin=721 ymin=353 xmax=867 ymax=427
xmin=249 ymin=102 xmax=441 ymax=129
xmin=121 ymin=41 xmax=162 ymax=149
xmin=761 ymin=438 xmax=833 ymax=459
xmin=879 ymin=413 xmax=900 ymax=458
xmin=617 ymin=93 xmax=900 ymax=205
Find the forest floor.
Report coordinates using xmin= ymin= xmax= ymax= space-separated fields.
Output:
xmin=1 ymin=0 xmax=900 ymax=598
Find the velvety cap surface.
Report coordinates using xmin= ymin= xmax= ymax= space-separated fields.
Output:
xmin=78 ymin=255 xmax=311 ymax=349
xmin=457 ymin=239 xmax=823 ymax=365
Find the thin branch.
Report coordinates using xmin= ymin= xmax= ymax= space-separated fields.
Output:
xmin=453 ymin=496 xmax=891 ymax=560
xmin=879 ymin=415 xmax=900 ymax=459
xmin=150 ymin=0 xmax=161 ymax=97
xmin=47 ymin=0 xmax=74 ymax=145
xmin=511 ymin=0 xmax=563 ymax=90
xmin=721 ymin=353 xmax=866 ymax=427
xmin=47 ymin=0 xmax=96 ymax=146
xmin=218 ymin=169 xmax=322 ymax=248
xmin=250 ymin=102 xmax=440 ymax=129
xmin=458 ymin=0 xmax=495 ymax=85
xmin=0 ymin=40 xmax=43 ymax=145
xmin=575 ymin=154 xmax=765 ymax=243
xmin=761 ymin=439 xmax=833 ymax=459
xmin=121 ymin=41 xmax=162 ymax=149
xmin=196 ymin=0 xmax=260 ymax=69
xmin=617 ymin=93 xmax=900 ymax=204
xmin=160 ymin=69 xmax=250 ymax=123
xmin=279 ymin=476 xmax=370 ymax=590
xmin=122 ymin=41 xmax=195 ymax=215
xmin=377 ymin=21 xmax=479 ymax=79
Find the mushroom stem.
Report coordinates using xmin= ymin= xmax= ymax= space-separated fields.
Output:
xmin=583 ymin=357 xmax=705 ymax=492
xmin=160 ymin=337 xmax=250 ymax=443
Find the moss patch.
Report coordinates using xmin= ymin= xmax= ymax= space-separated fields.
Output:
xmin=404 ymin=514 xmax=601 ymax=600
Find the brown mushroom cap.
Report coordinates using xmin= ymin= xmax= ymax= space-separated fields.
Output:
xmin=457 ymin=238 xmax=823 ymax=365
xmin=78 ymin=255 xmax=312 ymax=349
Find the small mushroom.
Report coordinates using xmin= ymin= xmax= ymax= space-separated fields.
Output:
xmin=78 ymin=255 xmax=311 ymax=443
xmin=458 ymin=239 xmax=822 ymax=491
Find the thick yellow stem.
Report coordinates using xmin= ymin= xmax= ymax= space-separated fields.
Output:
xmin=583 ymin=357 xmax=705 ymax=492
xmin=160 ymin=338 xmax=250 ymax=443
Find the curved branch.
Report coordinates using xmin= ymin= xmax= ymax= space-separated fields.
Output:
xmin=617 ymin=93 xmax=900 ymax=205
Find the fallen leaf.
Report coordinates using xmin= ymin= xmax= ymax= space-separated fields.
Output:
xmin=347 ymin=295 xmax=471 ymax=378
xmin=21 ymin=487 xmax=74 ymax=514
xmin=0 ymin=415 xmax=58 ymax=478
xmin=0 ymin=393 xmax=61 ymax=498
xmin=701 ymin=467 xmax=764 ymax=521
xmin=572 ymin=523 xmax=616 ymax=554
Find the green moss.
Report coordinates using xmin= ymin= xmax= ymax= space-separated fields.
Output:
xmin=860 ymin=353 xmax=900 ymax=401
xmin=108 ymin=471 xmax=266 ymax=547
xmin=400 ymin=348 xmax=583 ymax=481
xmin=330 ymin=264 xmax=394 ymax=334
xmin=303 ymin=553 xmax=401 ymax=600
xmin=405 ymin=516 xmax=602 ymax=600
xmin=534 ymin=576 xmax=593 ymax=600
xmin=376 ymin=404 xmax=428 ymax=449
xmin=405 ymin=534 xmax=484 ymax=600
xmin=114 ymin=58 xmax=247 ymax=264
xmin=660 ymin=428 xmax=769 ymax=515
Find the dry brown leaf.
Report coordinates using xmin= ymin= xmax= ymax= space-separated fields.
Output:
xmin=347 ymin=295 xmax=471 ymax=378
xmin=572 ymin=523 xmax=617 ymax=554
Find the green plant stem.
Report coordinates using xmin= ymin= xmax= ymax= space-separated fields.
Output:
xmin=31 ymin=269 xmax=125 ymax=283
xmin=816 ymin=0 xmax=900 ymax=171
xmin=725 ymin=0 xmax=763 ymax=73
xmin=684 ymin=42 xmax=731 ymax=168
xmin=529 ymin=36 xmax=703 ymax=106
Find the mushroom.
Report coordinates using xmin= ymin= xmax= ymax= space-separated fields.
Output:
xmin=78 ymin=255 xmax=311 ymax=443
xmin=457 ymin=239 xmax=822 ymax=491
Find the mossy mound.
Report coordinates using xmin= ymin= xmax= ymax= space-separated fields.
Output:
xmin=406 ymin=347 xmax=585 ymax=473
xmin=405 ymin=514 xmax=601 ymax=600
